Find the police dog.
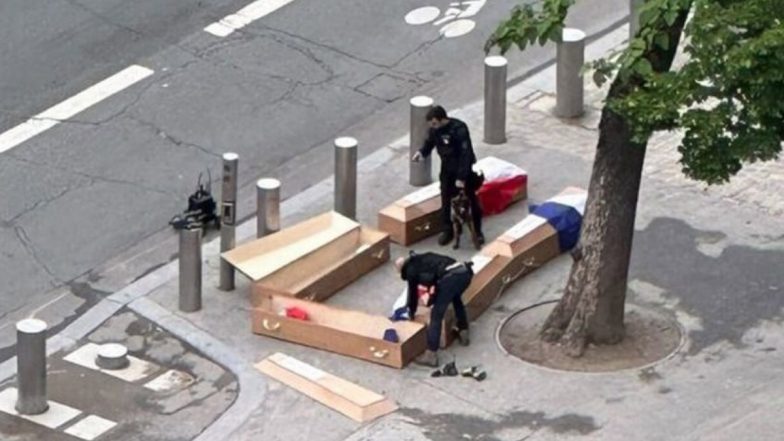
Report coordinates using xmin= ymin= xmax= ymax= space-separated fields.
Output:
xmin=451 ymin=190 xmax=480 ymax=250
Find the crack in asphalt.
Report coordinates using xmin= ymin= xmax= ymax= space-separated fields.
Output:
xmin=6 ymin=153 xmax=178 ymax=198
xmin=5 ymin=179 xmax=89 ymax=226
xmin=13 ymin=225 xmax=61 ymax=286
xmin=0 ymin=302 xmax=28 ymax=323
xmin=128 ymin=115 xmax=223 ymax=160
xmin=263 ymin=31 xmax=337 ymax=82
xmin=0 ymin=71 xmax=164 ymax=129
xmin=390 ymin=34 xmax=444 ymax=69
xmin=344 ymin=84 xmax=393 ymax=104
xmin=255 ymin=24 xmax=412 ymax=73
xmin=60 ymin=0 xmax=145 ymax=38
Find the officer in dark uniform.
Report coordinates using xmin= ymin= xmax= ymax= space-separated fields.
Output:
xmin=395 ymin=251 xmax=473 ymax=367
xmin=412 ymin=105 xmax=484 ymax=247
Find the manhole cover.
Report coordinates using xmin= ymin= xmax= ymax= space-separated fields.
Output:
xmin=498 ymin=301 xmax=683 ymax=373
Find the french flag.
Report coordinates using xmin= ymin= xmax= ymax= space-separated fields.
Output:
xmin=473 ymin=156 xmax=528 ymax=216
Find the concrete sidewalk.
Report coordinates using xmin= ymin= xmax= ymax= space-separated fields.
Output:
xmin=3 ymin=22 xmax=784 ymax=441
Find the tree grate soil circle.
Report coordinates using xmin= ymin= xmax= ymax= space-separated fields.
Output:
xmin=498 ymin=301 xmax=684 ymax=373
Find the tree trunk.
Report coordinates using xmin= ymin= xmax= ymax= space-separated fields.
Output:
xmin=540 ymin=103 xmax=646 ymax=356
xmin=540 ymin=9 xmax=690 ymax=357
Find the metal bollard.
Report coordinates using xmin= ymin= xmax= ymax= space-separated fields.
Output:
xmin=555 ymin=28 xmax=586 ymax=118
xmin=409 ymin=96 xmax=433 ymax=187
xmin=179 ymin=227 xmax=202 ymax=312
xmin=15 ymin=319 xmax=48 ymax=415
xmin=256 ymin=178 xmax=281 ymax=238
xmin=630 ymin=0 xmax=645 ymax=39
xmin=219 ymin=153 xmax=238 ymax=291
xmin=484 ymin=56 xmax=508 ymax=144
xmin=334 ymin=137 xmax=358 ymax=220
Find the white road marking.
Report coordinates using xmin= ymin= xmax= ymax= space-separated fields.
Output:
xmin=204 ymin=0 xmax=296 ymax=37
xmin=440 ymin=19 xmax=476 ymax=38
xmin=28 ymin=292 xmax=69 ymax=319
xmin=63 ymin=342 xmax=160 ymax=382
xmin=0 ymin=65 xmax=154 ymax=154
xmin=0 ymin=388 xmax=82 ymax=429
xmin=64 ymin=415 xmax=117 ymax=440
xmin=405 ymin=6 xmax=440 ymax=25
xmin=404 ymin=1 xmax=486 ymax=38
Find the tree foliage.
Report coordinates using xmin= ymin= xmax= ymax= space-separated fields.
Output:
xmin=486 ymin=0 xmax=784 ymax=185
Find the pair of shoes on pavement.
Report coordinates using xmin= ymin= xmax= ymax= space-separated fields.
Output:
xmin=461 ymin=366 xmax=487 ymax=382
xmin=438 ymin=232 xmax=485 ymax=247
xmin=430 ymin=361 xmax=458 ymax=377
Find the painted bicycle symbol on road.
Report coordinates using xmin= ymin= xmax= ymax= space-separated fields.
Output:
xmin=404 ymin=0 xmax=487 ymax=39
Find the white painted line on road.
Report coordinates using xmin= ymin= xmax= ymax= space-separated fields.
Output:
xmin=204 ymin=0 xmax=295 ymax=37
xmin=28 ymin=292 xmax=69 ymax=319
xmin=0 ymin=65 xmax=154 ymax=154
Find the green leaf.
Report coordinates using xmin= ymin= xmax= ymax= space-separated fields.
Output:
xmin=654 ymin=33 xmax=670 ymax=50
xmin=638 ymin=8 xmax=660 ymax=28
xmin=664 ymin=9 xmax=679 ymax=26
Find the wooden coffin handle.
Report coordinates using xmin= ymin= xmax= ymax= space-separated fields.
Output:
xmin=369 ymin=346 xmax=389 ymax=359
xmin=372 ymin=249 xmax=386 ymax=260
xmin=414 ymin=222 xmax=431 ymax=232
xmin=262 ymin=318 xmax=281 ymax=332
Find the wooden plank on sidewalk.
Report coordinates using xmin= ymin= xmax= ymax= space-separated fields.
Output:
xmin=255 ymin=353 xmax=398 ymax=422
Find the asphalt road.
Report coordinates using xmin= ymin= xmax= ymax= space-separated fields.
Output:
xmin=0 ymin=0 xmax=628 ymax=357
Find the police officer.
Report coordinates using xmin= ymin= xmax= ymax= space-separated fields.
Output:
xmin=395 ymin=251 xmax=473 ymax=367
xmin=412 ymin=105 xmax=484 ymax=247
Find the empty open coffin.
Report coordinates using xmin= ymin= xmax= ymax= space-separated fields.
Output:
xmin=253 ymin=293 xmax=427 ymax=369
xmin=222 ymin=211 xmax=390 ymax=302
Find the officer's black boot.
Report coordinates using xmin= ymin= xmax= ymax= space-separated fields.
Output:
xmin=438 ymin=231 xmax=454 ymax=246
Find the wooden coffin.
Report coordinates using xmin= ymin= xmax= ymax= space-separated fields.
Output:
xmin=251 ymin=227 xmax=389 ymax=303
xmin=483 ymin=186 xmax=586 ymax=267
xmin=252 ymin=294 xmax=428 ymax=369
xmin=256 ymin=353 xmax=398 ymax=423
xmin=222 ymin=211 xmax=390 ymax=303
xmin=222 ymin=211 xmax=359 ymax=281
xmin=420 ymin=186 xmax=587 ymax=348
xmin=378 ymin=157 xmax=528 ymax=246
xmin=378 ymin=183 xmax=442 ymax=246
